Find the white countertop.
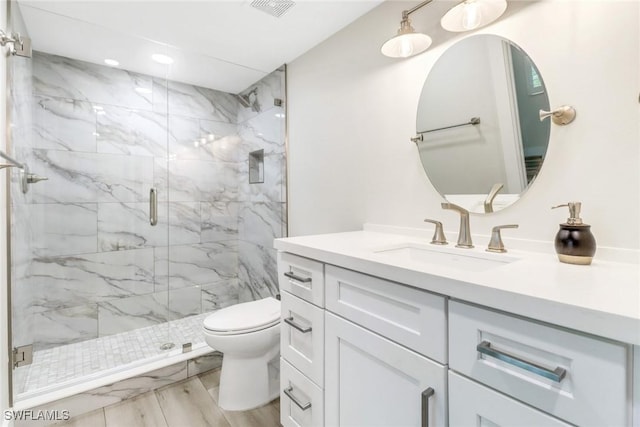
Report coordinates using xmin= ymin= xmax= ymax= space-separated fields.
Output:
xmin=274 ymin=229 xmax=640 ymax=346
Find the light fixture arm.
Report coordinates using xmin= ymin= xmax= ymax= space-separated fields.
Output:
xmin=402 ymin=0 xmax=434 ymax=20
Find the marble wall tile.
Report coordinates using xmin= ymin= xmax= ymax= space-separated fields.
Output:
xmin=23 ymin=248 xmax=155 ymax=312
xmin=154 ymin=241 xmax=238 ymax=291
xmin=237 ymin=202 xmax=285 ymax=250
xmin=236 ymin=69 xmax=284 ymax=123
xmin=168 ymin=285 xmax=203 ymax=318
xmin=98 ymin=292 xmax=170 ymax=336
xmin=97 ymin=202 xmax=166 ymax=251
xmin=97 ymin=106 xmax=168 ymax=157
xmin=97 ymin=201 xmax=201 ymax=251
xmin=33 ymin=52 xmax=153 ymax=110
xmin=153 ymin=78 xmax=239 ymax=122
xmin=17 ymin=362 xmax=188 ymax=427
xmin=237 ymin=243 xmax=279 ymax=303
xmin=168 ymin=115 xmax=239 ymax=162
xmin=201 ymin=279 xmax=240 ymax=312
xmin=198 ymin=120 xmax=241 ymax=163
xmin=33 ymin=96 xmax=96 ymax=152
xmin=30 ymin=203 xmax=98 ymax=257
xmin=31 ymin=304 xmax=98 ymax=350
xmin=237 ymin=106 xmax=285 ymax=159
xmin=98 ymin=288 xmax=201 ymax=336
xmin=187 ymin=352 xmax=223 ymax=377
xmin=238 ymin=153 xmax=285 ymax=203
xmin=201 ymin=201 xmax=238 ymax=243
xmin=11 ymin=302 xmax=34 ymax=349
xmin=29 ymin=149 xmax=154 ymax=204
xmin=9 ymin=53 xmax=34 ymax=157
xmin=155 ymin=158 xmax=239 ymax=203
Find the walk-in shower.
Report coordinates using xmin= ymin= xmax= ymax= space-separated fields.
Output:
xmin=5 ymin=0 xmax=287 ymax=407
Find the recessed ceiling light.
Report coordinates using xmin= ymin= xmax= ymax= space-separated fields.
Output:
xmin=135 ymin=87 xmax=152 ymax=94
xmin=151 ymin=54 xmax=174 ymax=65
xmin=104 ymin=59 xmax=119 ymax=67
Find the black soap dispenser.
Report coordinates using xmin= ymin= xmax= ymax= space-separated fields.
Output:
xmin=551 ymin=202 xmax=596 ymax=265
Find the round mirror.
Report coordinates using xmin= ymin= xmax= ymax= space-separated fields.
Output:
xmin=416 ymin=35 xmax=550 ymax=214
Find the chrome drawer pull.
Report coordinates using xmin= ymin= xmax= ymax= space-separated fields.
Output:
xmin=284 ymin=271 xmax=312 ymax=283
xmin=284 ymin=386 xmax=311 ymax=411
xmin=421 ymin=387 xmax=434 ymax=427
xmin=477 ymin=341 xmax=567 ymax=383
xmin=284 ymin=317 xmax=312 ymax=333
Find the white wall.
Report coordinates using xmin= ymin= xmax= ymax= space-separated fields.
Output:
xmin=288 ymin=0 xmax=640 ymax=250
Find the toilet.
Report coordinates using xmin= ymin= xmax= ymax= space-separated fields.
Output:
xmin=203 ymin=297 xmax=281 ymax=411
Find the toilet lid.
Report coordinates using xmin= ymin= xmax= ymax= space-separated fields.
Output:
xmin=203 ymin=297 xmax=281 ymax=333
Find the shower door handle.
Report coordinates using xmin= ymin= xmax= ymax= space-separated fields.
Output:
xmin=149 ymin=188 xmax=158 ymax=226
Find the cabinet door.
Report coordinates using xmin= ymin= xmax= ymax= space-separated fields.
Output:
xmin=325 ymin=312 xmax=446 ymax=427
xmin=449 ymin=372 xmax=572 ymax=427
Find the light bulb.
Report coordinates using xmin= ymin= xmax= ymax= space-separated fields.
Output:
xmin=461 ymin=1 xmax=482 ymax=30
xmin=399 ymin=37 xmax=414 ymax=58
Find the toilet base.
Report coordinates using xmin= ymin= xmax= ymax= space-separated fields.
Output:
xmin=218 ymin=348 xmax=280 ymax=411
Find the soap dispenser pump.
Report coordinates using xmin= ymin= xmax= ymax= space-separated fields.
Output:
xmin=551 ymin=202 xmax=596 ymax=265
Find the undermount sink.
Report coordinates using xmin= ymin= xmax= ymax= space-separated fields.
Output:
xmin=373 ymin=243 xmax=519 ymax=272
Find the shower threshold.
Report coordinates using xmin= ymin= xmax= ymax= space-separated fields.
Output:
xmin=13 ymin=312 xmax=211 ymax=409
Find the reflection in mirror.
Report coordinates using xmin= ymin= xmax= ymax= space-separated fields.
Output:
xmin=416 ymin=35 xmax=550 ymax=213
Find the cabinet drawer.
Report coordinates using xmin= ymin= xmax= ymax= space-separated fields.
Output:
xmin=278 ymin=252 xmax=325 ymax=307
xmin=281 ymin=291 xmax=324 ymax=386
xmin=325 ymin=265 xmax=447 ymax=363
xmin=281 ymin=358 xmax=324 ymax=427
xmin=449 ymin=301 xmax=630 ymax=426
xmin=449 ymin=372 xmax=571 ymax=427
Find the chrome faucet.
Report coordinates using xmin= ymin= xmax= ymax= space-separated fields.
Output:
xmin=441 ymin=202 xmax=473 ymax=248
xmin=484 ymin=183 xmax=504 ymax=213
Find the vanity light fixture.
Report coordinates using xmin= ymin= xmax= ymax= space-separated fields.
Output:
xmin=440 ymin=0 xmax=507 ymax=32
xmin=382 ymin=0 xmax=508 ymax=58
xmin=381 ymin=0 xmax=433 ymax=58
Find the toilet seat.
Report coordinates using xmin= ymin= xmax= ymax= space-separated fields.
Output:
xmin=204 ymin=297 xmax=281 ymax=335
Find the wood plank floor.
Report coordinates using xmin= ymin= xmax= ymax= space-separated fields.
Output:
xmin=52 ymin=369 xmax=280 ymax=427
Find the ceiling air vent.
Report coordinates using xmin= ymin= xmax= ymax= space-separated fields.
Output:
xmin=250 ymin=0 xmax=295 ymax=18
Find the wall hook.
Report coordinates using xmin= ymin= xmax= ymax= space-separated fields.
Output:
xmin=539 ymin=105 xmax=576 ymax=126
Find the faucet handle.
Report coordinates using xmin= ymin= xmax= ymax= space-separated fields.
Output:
xmin=423 ymin=219 xmax=448 ymax=245
xmin=486 ymin=224 xmax=519 ymax=253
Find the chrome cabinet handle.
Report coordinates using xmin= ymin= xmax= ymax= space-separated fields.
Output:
xmin=149 ymin=188 xmax=158 ymax=226
xmin=421 ymin=387 xmax=434 ymax=427
xmin=284 ymin=317 xmax=312 ymax=333
xmin=284 ymin=271 xmax=311 ymax=283
xmin=284 ymin=386 xmax=311 ymax=411
xmin=477 ymin=341 xmax=567 ymax=382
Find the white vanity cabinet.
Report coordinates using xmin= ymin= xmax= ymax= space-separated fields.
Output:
xmin=276 ymin=248 xmax=634 ymax=427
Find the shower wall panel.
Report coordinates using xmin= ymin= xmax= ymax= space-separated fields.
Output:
xmin=235 ymin=70 xmax=287 ymax=302
xmin=15 ymin=52 xmax=242 ymax=350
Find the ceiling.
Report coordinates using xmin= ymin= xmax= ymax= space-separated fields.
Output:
xmin=17 ymin=0 xmax=383 ymax=93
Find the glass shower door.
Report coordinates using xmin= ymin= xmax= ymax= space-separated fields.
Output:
xmin=7 ymin=4 xmax=173 ymax=401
